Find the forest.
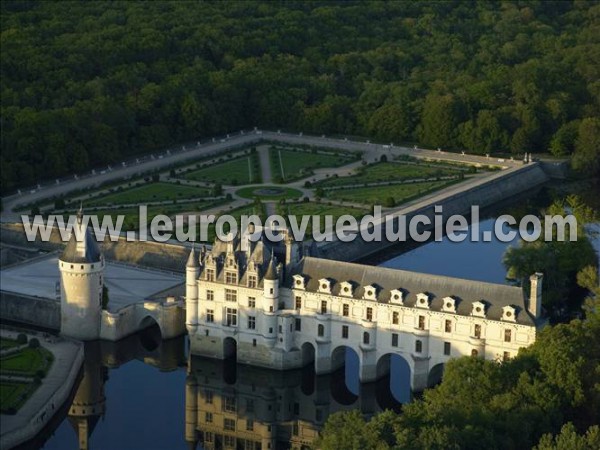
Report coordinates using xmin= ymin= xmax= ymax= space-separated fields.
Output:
xmin=1 ymin=1 xmax=599 ymax=194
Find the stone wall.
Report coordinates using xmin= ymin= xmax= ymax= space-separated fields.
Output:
xmin=318 ymin=163 xmax=550 ymax=262
xmin=0 ymin=292 xmax=60 ymax=330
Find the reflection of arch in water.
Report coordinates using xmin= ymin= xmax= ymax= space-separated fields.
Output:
xmin=223 ymin=337 xmax=237 ymax=385
xmin=137 ymin=316 xmax=161 ymax=351
xmin=375 ymin=353 xmax=411 ymax=408
xmin=301 ymin=342 xmax=316 ymax=395
xmin=427 ymin=363 xmax=445 ymax=387
xmin=330 ymin=346 xmax=360 ymax=404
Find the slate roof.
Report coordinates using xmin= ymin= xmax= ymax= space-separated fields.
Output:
xmin=288 ymin=257 xmax=534 ymax=326
xmin=60 ymin=227 xmax=102 ymax=264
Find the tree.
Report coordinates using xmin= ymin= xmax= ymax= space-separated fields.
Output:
xmin=572 ymin=118 xmax=600 ymax=175
xmin=418 ymin=93 xmax=463 ymax=148
xmin=534 ymin=423 xmax=600 ymax=450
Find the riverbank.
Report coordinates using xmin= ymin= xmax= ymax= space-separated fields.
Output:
xmin=0 ymin=328 xmax=83 ymax=450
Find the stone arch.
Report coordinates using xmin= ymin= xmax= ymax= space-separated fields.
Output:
xmin=301 ymin=342 xmax=316 ymax=367
xmin=427 ymin=362 xmax=445 ymax=387
xmin=330 ymin=345 xmax=360 ymax=402
xmin=137 ymin=315 xmax=161 ymax=351
xmin=223 ymin=337 xmax=237 ymax=385
xmin=375 ymin=353 xmax=412 ymax=406
xmin=223 ymin=337 xmax=237 ymax=360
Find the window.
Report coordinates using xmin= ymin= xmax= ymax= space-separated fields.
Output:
xmin=503 ymin=351 xmax=510 ymax=361
xmin=246 ymin=399 xmax=254 ymax=413
xmin=224 ymin=418 xmax=235 ymax=431
xmin=292 ymin=422 xmax=299 ymax=436
xmin=392 ymin=333 xmax=399 ymax=347
xmin=471 ymin=349 xmax=479 ymax=357
xmin=342 ymin=304 xmax=349 ymax=317
xmin=246 ymin=419 xmax=254 ymax=431
xmin=318 ymin=324 xmax=324 ymax=337
xmin=269 ymin=306 xmax=273 ymax=312
xmin=320 ymin=301 xmax=327 ymax=314
xmin=206 ymin=309 xmax=214 ymax=323
xmin=392 ymin=311 xmax=399 ymax=324
xmin=342 ymin=325 xmax=349 ymax=339
xmin=205 ymin=432 xmax=213 ymax=443
xmin=225 ymin=289 xmax=237 ymax=302
xmin=474 ymin=324 xmax=481 ymax=339
xmin=445 ymin=320 xmax=452 ymax=333
xmin=295 ymin=296 xmax=302 ymax=310
xmin=248 ymin=316 xmax=256 ymax=329
xmin=224 ymin=436 xmax=235 ymax=447
xmin=415 ymin=340 xmax=422 ymax=353
xmin=418 ymin=315 xmax=425 ymax=330
xmin=366 ymin=307 xmax=373 ymax=321
xmin=248 ymin=275 xmax=257 ymax=288
xmin=205 ymin=390 xmax=213 ymax=404
xmin=206 ymin=269 xmax=215 ymax=281
xmin=269 ymin=327 xmax=273 ymax=334
xmin=504 ymin=329 xmax=512 ymax=342
xmin=226 ymin=308 xmax=237 ymax=326
xmin=248 ymin=297 xmax=256 ymax=308
xmin=225 ymin=271 xmax=237 ymax=284
xmin=253 ymin=339 xmax=256 ymax=347
xmin=444 ymin=342 xmax=451 ymax=355
xmin=295 ymin=318 xmax=301 ymax=331
xmin=224 ymin=396 xmax=236 ymax=412
xmin=205 ymin=412 xmax=213 ymax=423
xmin=206 ymin=290 xmax=214 ymax=301
xmin=363 ymin=332 xmax=370 ymax=344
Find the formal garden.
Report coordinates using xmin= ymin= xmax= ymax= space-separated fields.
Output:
xmin=0 ymin=334 xmax=54 ymax=414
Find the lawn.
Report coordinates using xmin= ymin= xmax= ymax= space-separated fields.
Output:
xmin=315 ymin=162 xmax=461 ymax=187
xmin=0 ymin=381 xmax=38 ymax=413
xmin=87 ymin=182 xmax=210 ymax=207
xmin=277 ymin=201 xmax=369 ymax=239
xmin=1 ymin=347 xmax=54 ymax=376
xmin=0 ymin=338 xmax=19 ymax=350
xmin=236 ymin=186 xmax=303 ymax=201
xmin=185 ymin=156 xmax=257 ymax=185
xmin=324 ymin=180 xmax=455 ymax=206
xmin=271 ymin=147 xmax=357 ymax=182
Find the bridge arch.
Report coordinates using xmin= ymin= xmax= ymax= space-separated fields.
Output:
xmin=427 ymin=362 xmax=445 ymax=387
xmin=301 ymin=342 xmax=316 ymax=367
xmin=375 ymin=352 xmax=412 ymax=405
xmin=137 ymin=315 xmax=162 ymax=351
xmin=330 ymin=345 xmax=360 ymax=403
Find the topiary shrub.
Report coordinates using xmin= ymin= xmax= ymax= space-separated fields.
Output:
xmin=28 ymin=338 xmax=40 ymax=349
xmin=17 ymin=333 xmax=27 ymax=345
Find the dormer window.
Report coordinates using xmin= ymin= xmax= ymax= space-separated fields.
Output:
xmin=318 ymin=278 xmax=332 ymax=294
xmin=363 ymin=285 xmax=377 ymax=301
xmin=225 ymin=271 xmax=237 ymax=285
xmin=390 ymin=289 xmax=404 ymax=305
xmin=502 ymin=306 xmax=516 ymax=322
xmin=340 ymin=281 xmax=353 ymax=297
xmin=472 ymin=301 xmax=486 ymax=318
xmin=293 ymin=274 xmax=305 ymax=290
xmin=416 ymin=293 xmax=430 ymax=309
xmin=442 ymin=297 xmax=456 ymax=313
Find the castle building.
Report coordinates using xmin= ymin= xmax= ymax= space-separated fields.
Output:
xmin=59 ymin=208 xmax=104 ymax=341
xmin=186 ymin=229 xmax=544 ymax=391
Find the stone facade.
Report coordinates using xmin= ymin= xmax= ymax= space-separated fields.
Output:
xmin=186 ymin=231 xmax=543 ymax=391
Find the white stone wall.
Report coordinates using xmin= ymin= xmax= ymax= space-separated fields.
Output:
xmin=59 ymin=259 xmax=103 ymax=340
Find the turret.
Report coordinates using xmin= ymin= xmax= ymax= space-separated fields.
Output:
xmin=263 ymin=255 xmax=279 ymax=312
xmin=59 ymin=207 xmax=103 ymax=340
xmin=528 ymin=272 xmax=543 ymax=319
xmin=186 ymin=245 xmax=200 ymax=334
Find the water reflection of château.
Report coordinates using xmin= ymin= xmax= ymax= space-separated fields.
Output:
xmin=25 ymin=326 xmax=186 ymax=450
xmin=185 ymin=355 xmax=404 ymax=450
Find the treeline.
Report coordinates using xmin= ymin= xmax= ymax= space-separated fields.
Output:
xmin=1 ymin=1 xmax=599 ymax=193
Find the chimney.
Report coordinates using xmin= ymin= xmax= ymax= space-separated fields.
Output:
xmin=528 ymin=273 xmax=543 ymax=319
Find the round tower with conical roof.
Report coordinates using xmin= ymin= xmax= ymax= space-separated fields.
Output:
xmin=59 ymin=208 xmax=104 ymax=340
xmin=263 ymin=254 xmax=279 ymax=313
xmin=186 ymin=245 xmax=200 ymax=334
